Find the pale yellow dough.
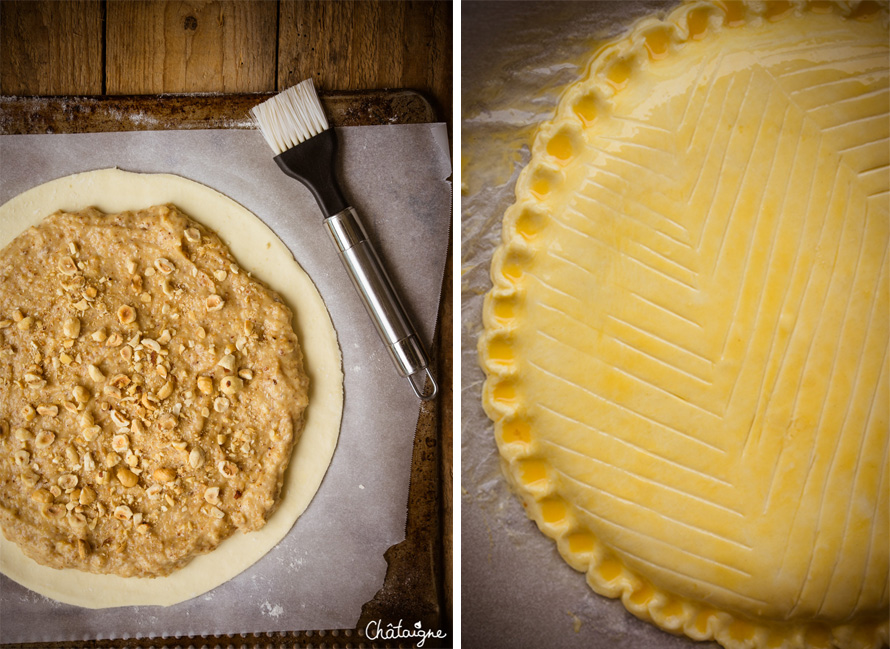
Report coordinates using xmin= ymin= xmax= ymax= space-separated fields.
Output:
xmin=480 ymin=2 xmax=888 ymax=648
xmin=0 ymin=168 xmax=344 ymax=608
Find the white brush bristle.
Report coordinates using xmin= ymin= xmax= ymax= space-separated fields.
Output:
xmin=250 ymin=79 xmax=330 ymax=155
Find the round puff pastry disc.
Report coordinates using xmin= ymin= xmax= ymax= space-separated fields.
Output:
xmin=480 ymin=2 xmax=889 ymax=648
xmin=0 ymin=168 xmax=344 ymax=608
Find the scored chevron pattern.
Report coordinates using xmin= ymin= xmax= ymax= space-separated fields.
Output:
xmin=521 ymin=27 xmax=888 ymax=620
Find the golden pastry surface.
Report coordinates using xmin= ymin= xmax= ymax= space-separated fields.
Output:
xmin=480 ymin=2 xmax=889 ymax=647
xmin=0 ymin=205 xmax=309 ymax=577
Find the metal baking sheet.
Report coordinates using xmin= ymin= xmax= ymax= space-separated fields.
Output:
xmin=0 ymin=122 xmax=451 ymax=643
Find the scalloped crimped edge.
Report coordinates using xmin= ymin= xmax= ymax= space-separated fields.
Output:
xmin=478 ymin=2 xmax=890 ymax=649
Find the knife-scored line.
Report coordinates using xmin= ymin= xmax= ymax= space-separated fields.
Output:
xmin=545 ymin=249 xmax=599 ymax=282
xmin=530 ymin=272 xmax=585 ymax=304
xmin=753 ymin=130 xmax=832 ymax=442
xmin=814 ymin=243 xmax=887 ymax=558
xmin=540 ymin=436 xmax=742 ymax=517
xmin=757 ymin=192 xmax=838 ymax=514
xmin=588 ymin=143 xmax=678 ymax=187
xmin=721 ymin=102 xmax=800 ymax=418
xmin=741 ymin=126 xmax=818 ymax=460
xmin=633 ymin=239 xmax=701 ymax=286
xmin=608 ymin=312 xmax=715 ymax=366
xmin=776 ymin=178 xmax=861 ymax=583
xmin=813 ymin=84 xmax=889 ymax=115
xmin=537 ymin=403 xmax=735 ymax=489
xmin=757 ymin=133 xmax=840 ymax=460
xmin=787 ymin=72 xmax=885 ymax=97
xmin=761 ymin=36 xmax=876 ymax=66
xmin=712 ymin=99 xmax=790 ymax=393
xmin=630 ymin=290 xmax=703 ymax=330
xmin=561 ymin=204 xmax=696 ymax=276
xmin=608 ymin=112 xmax=674 ymax=135
xmin=692 ymin=70 xmax=760 ymax=251
xmin=608 ymin=546 xmax=768 ymax=605
xmin=552 ymin=210 xmax=696 ymax=284
xmin=816 ymin=295 xmax=889 ymax=616
xmin=610 ymin=364 xmax=723 ymax=420
xmin=854 ymin=364 xmax=888 ymax=613
xmin=536 ymin=328 xmax=719 ymax=417
xmin=823 ymin=112 xmax=890 ymax=136
xmin=680 ymin=51 xmax=726 ymax=150
xmin=624 ymin=248 xmax=699 ymax=291
xmin=575 ymin=178 xmax=690 ymax=247
xmin=575 ymin=511 xmax=756 ymax=583
xmin=527 ymin=358 xmax=725 ymax=454
xmin=792 ymin=279 xmax=881 ymax=617
xmin=596 ymin=133 xmax=675 ymax=158
xmin=711 ymin=84 xmax=784 ymax=278
xmin=859 ymin=162 xmax=890 ymax=176
xmin=684 ymin=67 xmax=740 ymax=207
xmin=607 ymin=334 xmax=713 ymax=387
xmin=775 ymin=50 xmax=889 ymax=80
xmin=837 ymin=134 xmax=890 ymax=155
xmin=556 ymin=469 xmax=754 ymax=555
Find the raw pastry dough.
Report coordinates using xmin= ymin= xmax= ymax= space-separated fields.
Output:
xmin=480 ymin=2 xmax=888 ymax=648
xmin=0 ymin=168 xmax=344 ymax=608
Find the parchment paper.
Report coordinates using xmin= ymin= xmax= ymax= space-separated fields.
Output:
xmin=0 ymin=123 xmax=451 ymax=643
xmin=460 ymin=3 xmax=720 ymax=648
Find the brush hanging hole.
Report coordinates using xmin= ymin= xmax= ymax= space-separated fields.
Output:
xmin=409 ymin=367 xmax=438 ymax=401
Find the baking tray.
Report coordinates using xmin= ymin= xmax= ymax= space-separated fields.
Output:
xmin=0 ymin=90 xmax=451 ymax=649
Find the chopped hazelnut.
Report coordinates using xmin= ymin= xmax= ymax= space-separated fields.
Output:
xmin=58 ymin=256 xmax=78 ymax=275
xmin=36 ymin=404 xmax=59 ymax=417
xmin=62 ymin=316 xmax=81 ymax=338
xmin=205 ymin=295 xmax=224 ymax=311
xmin=34 ymin=430 xmax=55 ymax=449
xmin=117 ymin=467 xmax=138 ymax=488
xmin=154 ymin=258 xmax=175 ymax=274
xmin=219 ymin=376 xmax=243 ymax=395
xmin=157 ymin=380 xmax=174 ymax=400
xmin=113 ymin=505 xmax=133 ymax=520
xmin=88 ymin=364 xmax=106 ymax=382
xmin=203 ymin=486 xmax=220 ymax=505
xmin=79 ymin=486 xmax=97 ymax=505
xmin=153 ymin=467 xmax=177 ymax=483
xmin=189 ymin=448 xmax=205 ymax=469
xmin=117 ymin=305 xmax=137 ymax=325
xmin=196 ymin=376 xmax=213 ymax=395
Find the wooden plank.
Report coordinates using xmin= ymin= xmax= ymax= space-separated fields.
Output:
xmin=106 ymin=0 xmax=277 ymax=94
xmin=0 ymin=0 xmax=103 ymax=96
xmin=278 ymin=1 xmax=451 ymax=122
xmin=0 ymin=91 xmax=436 ymax=135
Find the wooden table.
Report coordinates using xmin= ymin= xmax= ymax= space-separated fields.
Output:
xmin=0 ymin=2 xmax=452 ymax=647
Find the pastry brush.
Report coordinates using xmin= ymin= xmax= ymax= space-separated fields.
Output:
xmin=250 ymin=80 xmax=437 ymax=400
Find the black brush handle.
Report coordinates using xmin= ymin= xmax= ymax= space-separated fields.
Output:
xmin=274 ymin=130 xmax=348 ymax=218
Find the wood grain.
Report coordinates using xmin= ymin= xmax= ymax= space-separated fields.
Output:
xmin=0 ymin=0 xmax=102 ymax=95
xmin=0 ymin=91 xmax=436 ymax=135
xmin=278 ymin=0 xmax=451 ymax=122
xmin=106 ymin=0 xmax=277 ymax=94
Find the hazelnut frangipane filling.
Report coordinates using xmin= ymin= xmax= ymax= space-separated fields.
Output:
xmin=0 ymin=204 xmax=309 ymax=578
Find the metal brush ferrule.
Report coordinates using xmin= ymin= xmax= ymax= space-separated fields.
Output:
xmin=324 ymin=207 xmax=437 ymax=400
